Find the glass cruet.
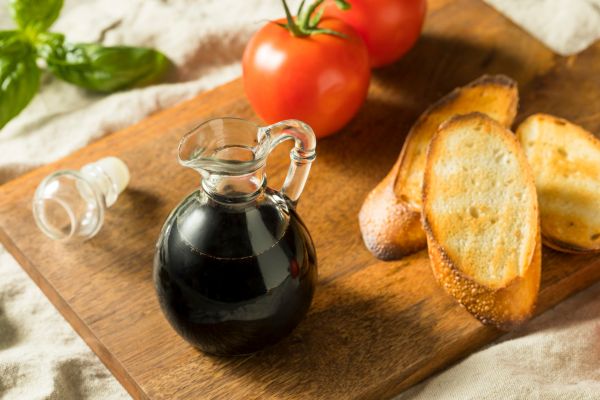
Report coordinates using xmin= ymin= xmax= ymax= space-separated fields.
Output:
xmin=153 ymin=117 xmax=318 ymax=356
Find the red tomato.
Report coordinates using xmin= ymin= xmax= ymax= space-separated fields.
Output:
xmin=324 ymin=0 xmax=427 ymax=67
xmin=242 ymin=18 xmax=370 ymax=138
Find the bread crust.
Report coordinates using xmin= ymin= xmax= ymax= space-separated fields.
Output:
xmin=517 ymin=113 xmax=600 ymax=254
xmin=422 ymin=113 xmax=541 ymax=330
xmin=358 ymin=162 xmax=425 ymax=260
xmin=359 ymin=75 xmax=518 ymax=260
xmin=423 ymin=223 xmax=541 ymax=329
xmin=542 ymin=237 xmax=599 ymax=254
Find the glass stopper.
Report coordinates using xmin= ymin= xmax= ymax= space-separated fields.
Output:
xmin=32 ymin=157 xmax=130 ymax=241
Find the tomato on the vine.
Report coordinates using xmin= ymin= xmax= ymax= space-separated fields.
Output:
xmin=323 ymin=0 xmax=427 ymax=67
xmin=242 ymin=0 xmax=370 ymax=138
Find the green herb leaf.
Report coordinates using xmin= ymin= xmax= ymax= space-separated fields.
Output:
xmin=0 ymin=44 xmax=40 ymax=129
xmin=45 ymin=43 xmax=170 ymax=92
xmin=9 ymin=0 xmax=64 ymax=33
xmin=33 ymin=31 xmax=65 ymax=59
xmin=0 ymin=30 xmax=27 ymax=56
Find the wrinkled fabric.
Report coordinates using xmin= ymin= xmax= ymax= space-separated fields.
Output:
xmin=398 ymin=281 xmax=600 ymax=400
xmin=483 ymin=0 xmax=600 ymax=56
xmin=0 ymin=1 xmax=599 ymax=399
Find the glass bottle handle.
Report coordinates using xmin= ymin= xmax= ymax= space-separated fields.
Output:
xmin=261 ymin=119 xmax=316 ymax=205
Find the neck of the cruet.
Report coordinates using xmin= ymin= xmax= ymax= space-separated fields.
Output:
xmin=200 ymin=166 xmax=266 ymax=203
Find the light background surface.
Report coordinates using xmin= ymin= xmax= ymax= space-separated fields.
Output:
xmin=0 ymin=1 xmax=599 ymax=399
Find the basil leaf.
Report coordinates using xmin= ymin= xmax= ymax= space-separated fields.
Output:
xmin=33 ymin=31 xmax=65 ymax=59
xmin=9 ymin=0 xmax=64 ymax=32
xmin=45 ymin=43 xmax=170 ymax=92
xmin=0 ymin=30 xmax=28 ymax=57
xmin=0 ymin=46 xmax=40 ymax=129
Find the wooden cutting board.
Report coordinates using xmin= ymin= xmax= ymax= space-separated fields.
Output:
xmin=1 ymin=0 xmax=600 ymax=398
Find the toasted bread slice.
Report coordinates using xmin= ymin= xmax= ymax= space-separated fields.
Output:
xmin=359 ymin=75 xmax=518 ymax=260
xmin=422 ymin=113 xmax=541 ymax=329
xmin=517 ymin=114 xmax=600 ymax=253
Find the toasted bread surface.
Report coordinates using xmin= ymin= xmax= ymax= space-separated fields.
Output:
xmin=422 ymin=113 xmax=540 ymax=329
xmin=517 ymin=114 xmax=600 ymax=253
xmin=359 ymin=75 xmax=518 ymax=260
xmin=396 ymin=75 xmax=518 ymax=208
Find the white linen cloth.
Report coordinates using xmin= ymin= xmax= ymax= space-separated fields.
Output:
xmin=0 ymin=1 xmax=599 ymax=399
xmin=484 ymin=0 xmax=600 ymax=56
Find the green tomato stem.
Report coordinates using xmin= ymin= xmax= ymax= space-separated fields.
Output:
xmin=279 ymin=0 xmax=350 ymax=38
xmin=281 ymin=0 xmax=305 ymax=37
xmin=296 ymin=0 xmax=306 ymax=17
xmin=299 ymin=0 xmax=324 ymax=31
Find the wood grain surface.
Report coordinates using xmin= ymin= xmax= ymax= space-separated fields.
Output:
xmin=1 ymin=0 xmax=600 ymax=399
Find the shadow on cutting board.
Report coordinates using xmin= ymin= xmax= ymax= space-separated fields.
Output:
xmin=316 ymin=33 xmax=523 ymax=189
xmin=196 ymin=250 xmax=455 ymax=398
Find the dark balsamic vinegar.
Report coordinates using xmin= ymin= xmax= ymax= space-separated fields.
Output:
xmin=153 ymin=190 xmax=317 ymax=355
